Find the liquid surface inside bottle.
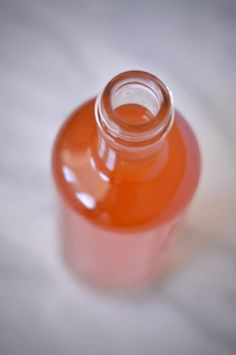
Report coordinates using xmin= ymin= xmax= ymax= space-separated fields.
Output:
xmin=52 ymin=71 xmax=201 ymax=289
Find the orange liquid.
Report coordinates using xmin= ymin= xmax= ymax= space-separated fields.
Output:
xmin=52 ymin=99 xmax=201 ymax=289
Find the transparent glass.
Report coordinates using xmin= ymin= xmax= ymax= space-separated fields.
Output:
xmin=52 ymin=71 xmax=201 ymax=289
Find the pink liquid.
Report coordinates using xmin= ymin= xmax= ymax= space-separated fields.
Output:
xmin=52 ymin=99 xmax=201 ymax=289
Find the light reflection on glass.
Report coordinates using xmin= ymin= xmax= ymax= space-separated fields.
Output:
xmin=89 ymin=156 xmax=96 ymax=170
xmin=75 ymin=192 xmax=96 ymax=209
xmin=106 ymin=148 xmax=116 ymax=170
xmin=62 ymin=165 xmax=77 ymax=183
xmin=98 ymin=137 xmax=106 ymax=157
xmin=90 ymin=155 xmax=110 ymax=182
xmin=99 ymin=171 xmax=110 ymax=182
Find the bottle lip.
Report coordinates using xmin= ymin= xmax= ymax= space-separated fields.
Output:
xmin=95 ymin=70 xmax=174 ymax=149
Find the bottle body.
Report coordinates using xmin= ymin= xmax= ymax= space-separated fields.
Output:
xmin=60 ymin=197 xmax=183 ymax=289
xmin=52 ymin=72 xmax=201 ymax=289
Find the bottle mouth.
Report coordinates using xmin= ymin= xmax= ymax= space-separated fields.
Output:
xmin=95 ymin=70 xmax=174 ymax=149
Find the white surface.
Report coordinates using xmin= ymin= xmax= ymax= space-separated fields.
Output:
xmin=0 ymin=0 xmax=236 ymax=354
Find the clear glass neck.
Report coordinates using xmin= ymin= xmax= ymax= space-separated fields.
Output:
xmin=95 ymin=70 xmax=174 ymax=152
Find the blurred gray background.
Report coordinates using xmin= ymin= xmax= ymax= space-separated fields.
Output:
xmin=0 ymin=0 xmax=236 ymax=354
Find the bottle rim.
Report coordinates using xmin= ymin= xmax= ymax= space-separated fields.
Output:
xmin=95 ymin=70 xmax=174 ymax=149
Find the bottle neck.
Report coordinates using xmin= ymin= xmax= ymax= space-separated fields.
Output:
xmin=93 ymin=71 xmax=174 ymax=178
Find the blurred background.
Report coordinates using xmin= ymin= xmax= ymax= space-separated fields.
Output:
xmin=0 ymin=0 xmax=236 ymax=354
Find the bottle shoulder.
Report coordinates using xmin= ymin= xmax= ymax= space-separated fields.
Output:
xmin=52 ymin=99 xmax=201 ymax=230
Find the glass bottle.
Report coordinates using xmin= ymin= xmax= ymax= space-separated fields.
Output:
xmin=52 ymin=71 xmax=201 ymax=289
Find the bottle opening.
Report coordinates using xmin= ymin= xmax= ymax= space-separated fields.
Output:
xmin=95 ymin=70 xmax=174 ymax=149
xmin=114 ymin=104 xmax=154 ymax=127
